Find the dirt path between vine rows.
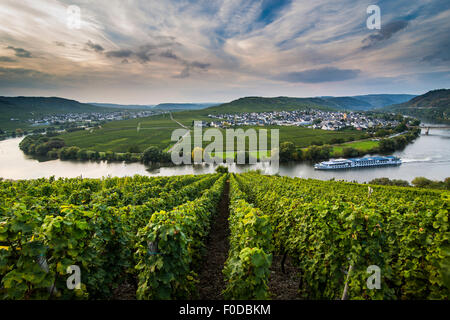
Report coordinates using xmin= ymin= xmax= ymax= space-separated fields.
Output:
xmin=269 ymin=254 xmax=302 ymax=300
xmin=197 ymin=180 xmax=230 ymax=300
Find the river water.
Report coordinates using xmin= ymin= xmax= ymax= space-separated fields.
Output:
xmin=0 ymin=128 xmax=449 ymax=182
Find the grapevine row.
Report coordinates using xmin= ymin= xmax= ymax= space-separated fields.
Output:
xmin=222 ymin=174 xmax=273 ymax=299
xmin=235 ymin=173 xmax=449 ymax=299
xmin=0 ymin=174 xmax=220 ymax=299
xmin=134 ymin=174 xmax=227 ymax=299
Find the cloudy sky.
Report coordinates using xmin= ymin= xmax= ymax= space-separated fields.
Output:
xmin=0 ymin=0 xmax=449 ymax=104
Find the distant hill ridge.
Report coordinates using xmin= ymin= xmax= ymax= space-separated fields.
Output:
xmin=0 ymin=96 xmax=113 ymax=114
xmin=155 ymin=103 xmax=219 ymax=110
xmin=380 ymin=89 xmax=450 ymax=124
xmin=89 ymin=102 xmax=155 ymax=110
xmin=203 ymin=94 xmax=417 ymax=114
xmin=0 ymin=96 xmax=118 ymax=130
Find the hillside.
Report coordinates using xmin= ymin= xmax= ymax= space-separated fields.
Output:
xmin=90 ymin=102 xmax=155 ymax=110
xmin=352 ymin=94 xmax=416 ymax=109
xmin=0 ymin=96 xmax=115 ymax=130
xmin=155 ymin=103 xmax=219 ymax=111
xmin=381 ymin=89 xmax=450 ymax=123
xmin=321 ymin=96 xmax=373 ymax=110
xmin=202 ymin=94 xmax=416 ymax=114
xmin=203 ymin=96 xmax=337 ymax=114
xmin=1 ymin=173 xmax=447 ymax=300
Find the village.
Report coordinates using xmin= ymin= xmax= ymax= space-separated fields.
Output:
xmin=25 ymin=110 xmax=158 ymax=127
xmin=206 ymin=110 xmax=400 ymax=131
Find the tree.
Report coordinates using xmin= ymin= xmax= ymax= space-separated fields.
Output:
xmin=105 ymin=150 xmax=116 ymax=161
xmin=215 ymin=166 xmax=229 ymax=173
xmin=280 ymin=141 xmax=296 ymax=162
xmin=343 ymin=147 xmax=359 ymax=158
xmin=393 ymin=136 xmax=407 ymax=149
xmin=395 ymin=122 xmax=407 ymax=133
xmin=369 ymin=178 xmax=410 ymax=187
xmin=128 ymin=145 xmax=140 ymax=153
xmin=379 ymin=139 xmax=395 ymax=152
xmin=59 ymin=146 xmax=81 ymax=160
xmin=142 ymin=146 xmax=162 ymax=164
xmin=305 ymin=145 xmax=330 ymax=161
xmin=411 ymin=177 xmax=432 ymax=188
xmin=330 ymin=138 xmax=344 ymax=144
xmin=375 ymin=129 xmax=388 ymax=137
xmin=318 ymin=145 xmax=331 ymax=160
xmin=35 ymin=143 xmax=51 ymax=156
xmin=191 ymin=147 xmax=204 ymax=163
xmin=444 ymin=177 xmax=450 ymax=190
xmin=77 ymin=149 xmax=89 ymax=161
xmin=124 ymin=152 xmax=132 ymax=162
xmin=46 ymin=138 xmax=65 ymax=150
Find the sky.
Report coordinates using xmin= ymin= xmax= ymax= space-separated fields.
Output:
xmin=0 ymin=0 xmax=449 ymax=104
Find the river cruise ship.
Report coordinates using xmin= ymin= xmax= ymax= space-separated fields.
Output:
xmin=314 ymin=156 xmax=401 ymax=170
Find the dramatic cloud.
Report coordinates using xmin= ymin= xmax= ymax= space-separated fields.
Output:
xmin=189 ymin=61 xmax=210 ymax=70
xmin=0 ymin=67 xmax=55 ymax=88
xmin=275 ymin=67 xmax=360 ymax=83
xmin=6 ymin=46 xmax=32 ymax=58
xmin=105 ymin=42 xmax=177 ymax=63
xmin=0 ymin=56 xmax=16 ymax=62
xmin=361 ymin=20 xmax=409 ymax=50
xmin=422 ymin=37 xmax=450 ymax=62
xmin=175 ymin=61 xmax=211 ymax=79
xmin=86 ymin=40 xmax=104 ymax=53
xmin=105 ymin=49 xmax=133 ymax=58
xmin=0 ymin=0 xmax=448 ymax=103
xmin=174 ymin=66 xmax=191 ymax=79
xmin=160 ymin=50 xmax=179 ymax=60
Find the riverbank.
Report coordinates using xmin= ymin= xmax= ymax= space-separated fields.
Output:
xmin=17 ymin=126 xmax=421 ymax=165
xmin=1 ymin=128 xmax=448 ymax=182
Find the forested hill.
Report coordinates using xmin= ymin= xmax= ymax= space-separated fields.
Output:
xmin=0 ymin=96 xmax=116 ymax=130
xmin=381 ymin=89 xmax=450 ymax=124
xmin=202 ymin=94 xmax=416 ymax=114
xmin=155 ymin=103 xmax=219 ymax=110
xmin=203 ymin=96 xmax=337 ymax=114
xmin=0 ymin=96 xmax=113 ymax=116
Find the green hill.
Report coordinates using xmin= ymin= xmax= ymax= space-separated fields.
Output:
xmin=352 ymin=94 xmax=416 ymax=109
xmin=320 ymin=94 xmax=416 ymax=111
xmin=202 ymin=96 xmax=337 ymax=114
xmin=381 ymin=89 xmax=450 ymax=124
xmin=0 ymin=96 xmax=115 ymax=131
xmin=89 ymin=102 xmax=155 ymax=110
xmin=201 ymin=94 xmax=416 ymax=114
xmin=155 ymin=103 xmax=219 ymax=111
xmin=321 ymin=96 xmax=373 ymax=111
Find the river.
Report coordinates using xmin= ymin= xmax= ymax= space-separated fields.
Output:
xmin=0 ymin=128 xmax=449 ymax=182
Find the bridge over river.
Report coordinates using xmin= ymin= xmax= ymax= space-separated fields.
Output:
xmin=419 ymin=125 xmax=450 ymax=135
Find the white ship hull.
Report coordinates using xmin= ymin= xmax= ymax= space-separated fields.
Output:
xmin=314 ymin=156 xmax=402 ymax=170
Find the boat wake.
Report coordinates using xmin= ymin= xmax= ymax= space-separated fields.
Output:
xmin=401 ymin=157 xmax=432 ymax=163
xmin=400 ymin=157 xmax=450 ymax=164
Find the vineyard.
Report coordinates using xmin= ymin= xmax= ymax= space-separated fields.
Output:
xmin=0 ymin=172 xmax=449 ymax=300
